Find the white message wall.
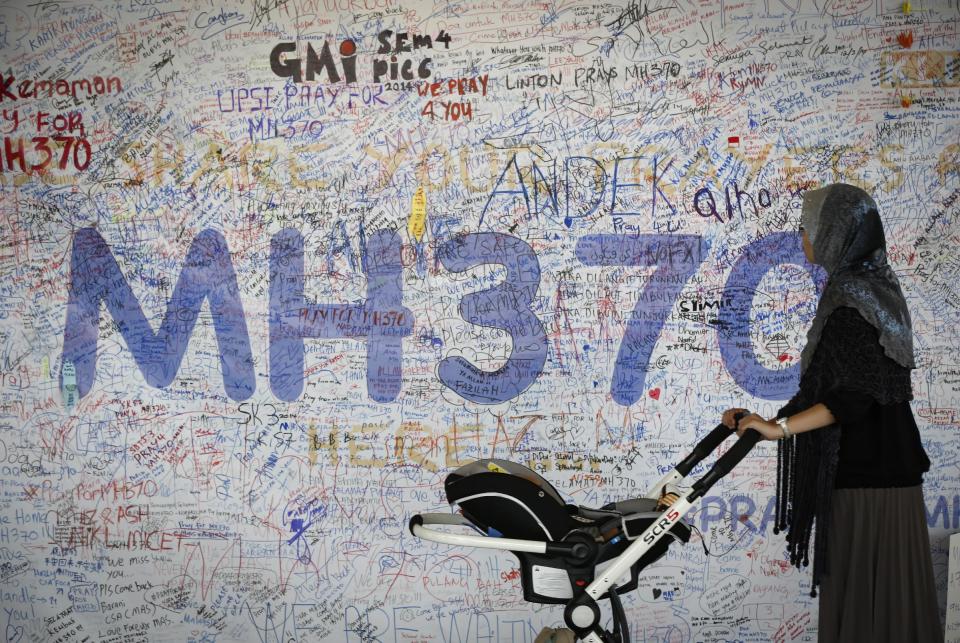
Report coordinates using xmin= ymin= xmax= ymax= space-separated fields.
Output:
xmin=1 ymin=0 xmax=959 ymax=641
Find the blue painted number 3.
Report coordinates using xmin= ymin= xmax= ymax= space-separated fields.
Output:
xmin=436 ymin=233 xmax=547 ymax=404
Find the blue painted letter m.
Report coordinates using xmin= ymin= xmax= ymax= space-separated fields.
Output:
xmin=61 ymin=228 xmax=255 ymax=401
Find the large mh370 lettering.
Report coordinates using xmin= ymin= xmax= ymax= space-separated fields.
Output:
xmin=61 ymin=228 xmax=820 ymax=405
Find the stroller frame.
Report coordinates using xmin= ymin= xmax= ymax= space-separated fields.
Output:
xmin=410 ymin=419 xmax=760 ymax=643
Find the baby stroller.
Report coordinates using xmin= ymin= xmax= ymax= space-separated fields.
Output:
xmin=410 ymin=419 xmax=760 ymax=643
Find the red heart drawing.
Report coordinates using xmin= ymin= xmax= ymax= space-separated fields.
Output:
xmin=649 ymin=388 xmax=661 ymax=400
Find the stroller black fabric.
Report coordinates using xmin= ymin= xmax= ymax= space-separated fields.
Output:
xmin=444 ymin=459 xmax=690 ymax=604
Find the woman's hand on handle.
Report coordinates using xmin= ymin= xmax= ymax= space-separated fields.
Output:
xmin=722 ymin=408 xmax=749 ymax=429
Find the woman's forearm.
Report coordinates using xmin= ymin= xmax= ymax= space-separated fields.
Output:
xmin=776 ymin=403 xmax=836 ymax=436
xmin=732 ymin=402 xmax=840 ymax=440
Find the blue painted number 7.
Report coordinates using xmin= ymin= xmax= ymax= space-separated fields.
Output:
xmin=576 ymin=234 xmax=707 ymax=406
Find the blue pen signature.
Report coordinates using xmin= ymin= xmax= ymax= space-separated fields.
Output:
xmin=194 ymin=7 xmax=246 ymax=40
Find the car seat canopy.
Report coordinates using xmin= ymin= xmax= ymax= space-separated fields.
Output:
xmin=445 ymin=458 xmax=575 ymax=541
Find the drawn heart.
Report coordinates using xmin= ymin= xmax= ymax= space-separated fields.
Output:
xmin=649 ymin=388 xmax=661 ymax=400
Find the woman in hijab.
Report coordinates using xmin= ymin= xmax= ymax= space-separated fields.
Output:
xmin=722 ymin=183 xmax=940 ymax=643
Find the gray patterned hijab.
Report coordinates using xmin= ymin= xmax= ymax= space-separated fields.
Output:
xmin=799 ymin=183 xmax=915 ymax=372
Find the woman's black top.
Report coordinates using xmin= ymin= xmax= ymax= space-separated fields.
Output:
xmin=776 ymin=306 xmax=930 ymax=488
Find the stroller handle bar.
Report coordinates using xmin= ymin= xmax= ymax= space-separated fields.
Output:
xmin=645 ymin=421 xmax=738 ymax=499
xmin=410 ymin=514 xmax=592 ymax=558
xmin=690 ymin=423 xmax=763 ymax=500
xmin=677 ymin=422 xmax=737 ymax=476
xmin=410 ymin=513 xmax=548 ymax=553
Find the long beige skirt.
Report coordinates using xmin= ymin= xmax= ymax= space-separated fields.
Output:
xmin=817 ymin=485 xmax=942 ymax=643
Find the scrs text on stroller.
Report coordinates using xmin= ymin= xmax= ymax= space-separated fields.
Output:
xmin=409 ymin=419 xmax=760 ymax=643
